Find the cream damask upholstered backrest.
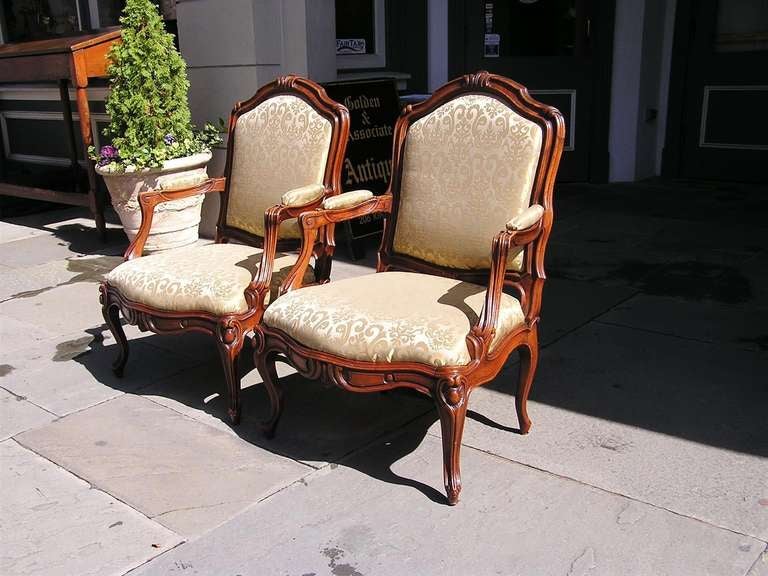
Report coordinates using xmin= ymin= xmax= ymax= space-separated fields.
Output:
xmin=392 ymin=94 xmax=542 ymax=271
xmin=226 ymin=94 xmax=332 ymax=238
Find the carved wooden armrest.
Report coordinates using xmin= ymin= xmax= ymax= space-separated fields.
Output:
xmin=307 ymin=191 xmax=390 ymax=227
xmin=124 ymin=177 xmax=226 ymax=261
xmin=274 ymin=193 xmax=393 ymax=295
xmin=472 ymin=205 xmax=546 ymax=344
xmin=238 ymin=185 xmax=338 ymax=310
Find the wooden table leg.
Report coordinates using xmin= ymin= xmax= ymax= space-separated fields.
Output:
xmin=59 ymin=79 xmax=81 ymax=193
xmin=73 ymin=78 xmax=107 ymax=239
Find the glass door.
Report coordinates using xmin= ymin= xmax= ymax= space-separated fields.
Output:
xmin=461 ymin=0 xmax=609 ymax=181
xmin=676 ymin=0 xmax=768 ymax=182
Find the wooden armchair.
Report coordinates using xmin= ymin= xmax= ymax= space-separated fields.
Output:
xmin=99 ymin=76 xmax=349 ymax=424
xmin=255 ymin=72 xmax=564 ymax=504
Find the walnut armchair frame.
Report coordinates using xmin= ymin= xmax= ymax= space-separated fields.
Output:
xmin=255 ymin=72 xmax=564 ymax=505
xmin=99 ymin=76 xmax=350 ymax=424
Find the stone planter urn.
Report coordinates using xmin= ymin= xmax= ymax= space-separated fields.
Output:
xmin=97 ymin=151 xmax=212 ymax=252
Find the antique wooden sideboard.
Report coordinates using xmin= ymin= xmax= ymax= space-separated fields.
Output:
xmin=0 ymin=29 xmax=121 ymax=238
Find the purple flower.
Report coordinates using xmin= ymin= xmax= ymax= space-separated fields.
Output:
xmin=163 ymin=134 xmax=176 ymax=145
xmin=100 ymin=145 xmax=118 ymax=159
xmin=97 ymin=158 xmax=111 ymax=167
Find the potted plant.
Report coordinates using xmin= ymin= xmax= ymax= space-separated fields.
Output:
xmin=91 ymin=0 xmax=221 ymax=251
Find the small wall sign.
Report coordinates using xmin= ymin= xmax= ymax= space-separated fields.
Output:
xmin=336 ymin=39 xmax=367 ymax=55
xmin=484 ymin=33 xmax=500 ymax=58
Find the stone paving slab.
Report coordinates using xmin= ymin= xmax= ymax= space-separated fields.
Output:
xmin=0 ymin=282 xmax=108 ymax=338
xmin=0 ymin=231 xmax=121 ymax=269
xmin=538 ymin=278 xmax=636 ymax=345
xmin=1 ymin=329 xmax=194 ymax=416
xmin=0 ymin=260 xmax=79 ymax=302
xmin=3 ymin=207 xmax=96 ymax=231
xmin=120 ymin=327 xmax=222 ymax=365
xmin=15 ymin=394 xmax=311 ymax=537
xmin=141 ymin=361 xmax=433 ymax=468
xmin=0 ymin=387 xmax=56 ymax=440
xmin=0 ymin=314 xmax=60 ymax=356
xmin=0 ymin=439 xmax=181 ymax=576
xmin=747 ymin=546 xmax=768 ymax=576
xmin=598 ymin=293 xmax=768 ymax=351
xmin=130 ymin=432 xmax=764 ymax=576
xmin=0 ymin=220 xmax=51 ymax=244
xmin=548 ymin=236 xmax=758 ymax=294
xmin=651 ymin=217 xmax=767 ymax=257
xmin=137 ymin=355 xmax=294 ymax=432
xmin=735 ymin=253 xmax=768 ymax=309
xmin=0 ymin=254 xmax=122 ymax=303
xmin=41 ymin=213 xmax=124 ymax=239
xmin=458 ymin=322 xmax=768 ymax=540
xmin=553 ymin=211 xmax=669 ymax=248
xmin=619 ymin=252 xmax=761 ymax=306
xmin=546 ymin=240 xmax=674 ymax=287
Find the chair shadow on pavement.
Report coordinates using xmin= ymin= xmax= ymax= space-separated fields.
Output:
xmin=78 ymin=327 xmax=526 ymax=504
xmin=485 ymin=339 xmax=768 ymax=458
xmin=52 ymin=222 xmax=127 ymax=257
xmin=79 ymin=311 xmax=768 ymax=516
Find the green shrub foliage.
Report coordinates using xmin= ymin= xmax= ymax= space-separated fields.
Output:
xmin=91 ymin=0 xmax=220 ymax=171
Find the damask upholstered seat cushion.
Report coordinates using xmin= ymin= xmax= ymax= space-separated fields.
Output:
xmin=263 ymin=271 xmax=525 ymax=367
xmin=106 ymin=244 xmax=313 ymax=316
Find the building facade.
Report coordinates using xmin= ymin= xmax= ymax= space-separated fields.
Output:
xmin=1 ymin=0 xmax=765 ymax=201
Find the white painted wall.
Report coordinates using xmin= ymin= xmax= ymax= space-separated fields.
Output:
xmin=178 ymin=0 xmax=336 ymax=130
xmin=656 ymin=0 xmax=678 ymax=175
xmin=608 ymin=0 xmax=645 ymax=182
xmin=305 ymin=0 xmax=338 ymax=83
xmin=176 ymin=0 xmax=336 ymax=236
xmin=635 ymin=0 xmax=667 ymax=179
xmin=609 ymin=0 xmax=678 ymax=182
xmin=428 ymin=0 xmax=449 ymax=92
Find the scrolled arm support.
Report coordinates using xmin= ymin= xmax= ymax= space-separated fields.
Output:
xmin=124 ymin=177 xmax=227 ymax=261
xmin=243 ymin=189 xmax=332 ymax=310
xmin=470 ymin=208 xmax=545 ymax=349
xmin=278 ymin=193 xmax=393 ymax=296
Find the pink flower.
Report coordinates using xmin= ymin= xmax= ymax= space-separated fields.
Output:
xmin=100 ymin=145 xmax=119 ymax=159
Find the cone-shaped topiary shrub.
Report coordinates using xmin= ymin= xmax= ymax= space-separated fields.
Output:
xmin=91 ymin=0 xmax=220 ymax=171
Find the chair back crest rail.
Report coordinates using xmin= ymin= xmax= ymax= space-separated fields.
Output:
xmin=378 ymin=71 xmax=565 ymax=321
xmin=216 ymin=75 xmax=350 ymax=251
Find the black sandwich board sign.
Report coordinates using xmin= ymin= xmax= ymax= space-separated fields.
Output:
xmin=323 ymin=78 xmax=401 ymax=259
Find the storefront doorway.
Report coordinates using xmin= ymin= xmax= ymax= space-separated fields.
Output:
xmin=450 ymin=0 xmax=615 ymax=182
xmin=665 ymin=0 xmax=768 ymax=183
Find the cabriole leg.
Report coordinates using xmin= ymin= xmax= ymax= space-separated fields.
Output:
xmin=100 ymin=288 xmax=129 ymax=377
xmin=435 ymin=376 xmax=469 ymax=505
xmin=516 ymin=327 xmax=539 ymax=435
xmin=255 ymin=351 xmax=284 ymax=438
xmin=216 ymin=329 xmax=243 ymax=425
